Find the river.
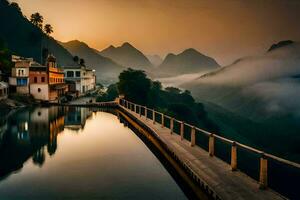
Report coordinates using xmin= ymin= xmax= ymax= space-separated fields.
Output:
xmin=0 ymin=106 xmax=188 ymax=200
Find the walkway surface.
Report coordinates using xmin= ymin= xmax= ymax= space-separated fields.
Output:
xmin=121 ymin=106 xmax=285 ymax=200
xmin=68 ymin=97 xmax=95 ymax=104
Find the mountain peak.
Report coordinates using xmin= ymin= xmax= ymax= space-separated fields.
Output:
xmin=183 ymin=48 xmax=198 ymax=53
xmin=121 ymin=42 xmax=134 ymax=48
xmin=99 ymin=42 xmax=152 ymax=70
xmin=158 ymin=49 xmax=220 ymax=76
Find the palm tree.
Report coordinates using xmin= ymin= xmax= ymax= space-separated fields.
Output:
xmin=73 ymin=56 xmax=79 ymax=64
xmin=79 ymin=58 xmax=85 ymax=66
xmin=30 ymin=12 xmax=43 ymax=29
xmin=44 ymin=24 xmax=53 ymax=35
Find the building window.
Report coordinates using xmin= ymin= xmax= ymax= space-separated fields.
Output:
xmin=41 ymin=77 xmax=45 ymax=82
xmin=38 ymin=88 xmax=41 ymax=92
xmin=75 ymin=71 xmax=80 ymax=77
xmin=34 ymin=77 xmax=37 ymax=83
xmin=17 ymin=78 xmax=27 ymax=86
xmin=67 ymin=71 xmax=74 ymax=77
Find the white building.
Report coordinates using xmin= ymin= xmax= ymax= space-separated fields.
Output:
xmin=63 ymin=66 xmax=96 ymax=96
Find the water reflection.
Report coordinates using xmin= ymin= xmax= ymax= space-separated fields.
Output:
xmin=0 ymin=106 xmax=93 ymax=179
xmin=0 ymin=106 xmax=187 ymax=200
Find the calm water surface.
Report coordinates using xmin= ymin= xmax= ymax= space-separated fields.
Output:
xmin=0 ymin=106 xmax=188 ymax=200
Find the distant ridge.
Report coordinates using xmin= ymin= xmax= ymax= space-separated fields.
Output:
xmin=147 ymin=54 xmax=163 ymax=67
xmin=99 ymin=42 xmax=153 ymax=71
xmin=60 ymin=40 xmax=124 ymax=83
xmin=158 ymin=48 xmax=220 ymax=77
xmin=182 ymin=41 xmax=300 ymax=120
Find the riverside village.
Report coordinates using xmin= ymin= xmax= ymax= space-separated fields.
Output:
xmin=1 ymin=1 xmax=300 ymax=200
xmin=1 ymin=54 xmax=96 ymax=103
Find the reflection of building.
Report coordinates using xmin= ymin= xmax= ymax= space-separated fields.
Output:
xmin=64 ymin=107 xmax=92 ymax=131
xmin=9 ymin=56 xmax=32 ymax=94
xmin=29 ymin=55 xmax=68 ymax=102
xmin=63 ymin=66 xmax=96 ymax=96
xmin=0 ymin=70 xmax=8 ymax=100
xmin=0 ymin=106 xmax=94 ymax=180
xmin=0 ymin=81 xmax=8 ymax=100
xmin=29 ymin=107 xmax=65 ymax=147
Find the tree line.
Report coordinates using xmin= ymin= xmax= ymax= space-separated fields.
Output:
xmin=97 ymin=68 xmax=219 ymax=133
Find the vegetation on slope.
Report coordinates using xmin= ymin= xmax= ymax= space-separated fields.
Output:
xmin=0 ymin=0 xmax=74 ymax=65
xmin=97 ymin=68 xmax=219 ymax=133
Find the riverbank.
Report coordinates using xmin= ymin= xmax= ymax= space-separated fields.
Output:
xmin=0 ymin=94 xmax=37 ymax=119
xmin=0 ymin=98 xmax=27 ymax=116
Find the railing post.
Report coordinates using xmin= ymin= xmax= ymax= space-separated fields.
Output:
xmin=145 ymin=107 xmax=147 ymax=120
xmin=209 ymin=134 xmax=215 ymax=156
xmin=170 ymin=118 xmax=174 ymax=134
xmin=152 ymin=110 xmax=156 ymax=124
xmin=180 ymin=122 xmax=184 ymax=140
xmin=134 ymin=104 xmax=137 ymax=113
xmin=231 ymin=142 xmax=237 ymax=171
xmin=259 ymin=153 xmax=268 ymax=189
xmin=190 ymin=126 xmax=195 ymax=146
xmin=161 ymin=114 xmax=164 ymax=128
xmin=139 ymin=106 xmax=141 ymax=117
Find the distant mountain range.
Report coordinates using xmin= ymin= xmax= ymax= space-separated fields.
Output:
xmin=60 ymin=40 xmax=124 ymax=83
xmin=146 ymin=54 xmax=163 ymax=67
xmin=0 ymin=0 xmax=74 ymax=66
xmin=157 ymin=48 xmax=220 ymax=77
xmin=98 ymin=42 xmax=153 ymax=71
xmin=182 ymin=40 xmax=300 ymax=120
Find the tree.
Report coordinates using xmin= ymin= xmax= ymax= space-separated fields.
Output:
xmin=10 ymin=2 xmax=21 ymax=13
xmin=30 ymin=12 xmax=43 ymax=29
xmin=165 ymin=87 xmax=181 ymax=94
xmin=73 ymin=56 xmax=79 ymax=63
xmin=117 ymin=68 xmax=151 ymax=104
xmin=79 ymin=58 xmax=85 ymax=66
xmin=0 ymin=39 xmax=13 ymax=81
xmin=44 ymin=24 xmax=53 ymax=35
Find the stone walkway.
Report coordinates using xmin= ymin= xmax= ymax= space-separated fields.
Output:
xmin=122 ymin=106 xmax=285 ymax=200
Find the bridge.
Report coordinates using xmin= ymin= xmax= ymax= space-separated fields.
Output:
xmin=117 ymin=98 xmax=300 ymax=200
xmin=52 ymin=98 xmax=300 ymax=200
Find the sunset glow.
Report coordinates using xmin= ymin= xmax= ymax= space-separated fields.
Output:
xmin=13 ymin=0 xmax=300 ymax=65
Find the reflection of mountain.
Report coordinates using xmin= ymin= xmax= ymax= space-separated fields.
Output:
xmin=0 ymin=106 xmax=93 ymax=180
xmin=64 ymin=107 xmax=92 ymax=131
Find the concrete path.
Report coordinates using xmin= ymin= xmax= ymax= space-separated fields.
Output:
xmin=122 ymin=106 xmax=285 ymax=200
xmin=69 ymin=97 xmax=95 ymax=104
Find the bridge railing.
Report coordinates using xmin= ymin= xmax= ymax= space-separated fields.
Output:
xmin=118 ymin=98 xmax=300 ymax=198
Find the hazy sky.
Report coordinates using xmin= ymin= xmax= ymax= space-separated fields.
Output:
xmin=13 ymin=0 xmax=300 ymax=65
